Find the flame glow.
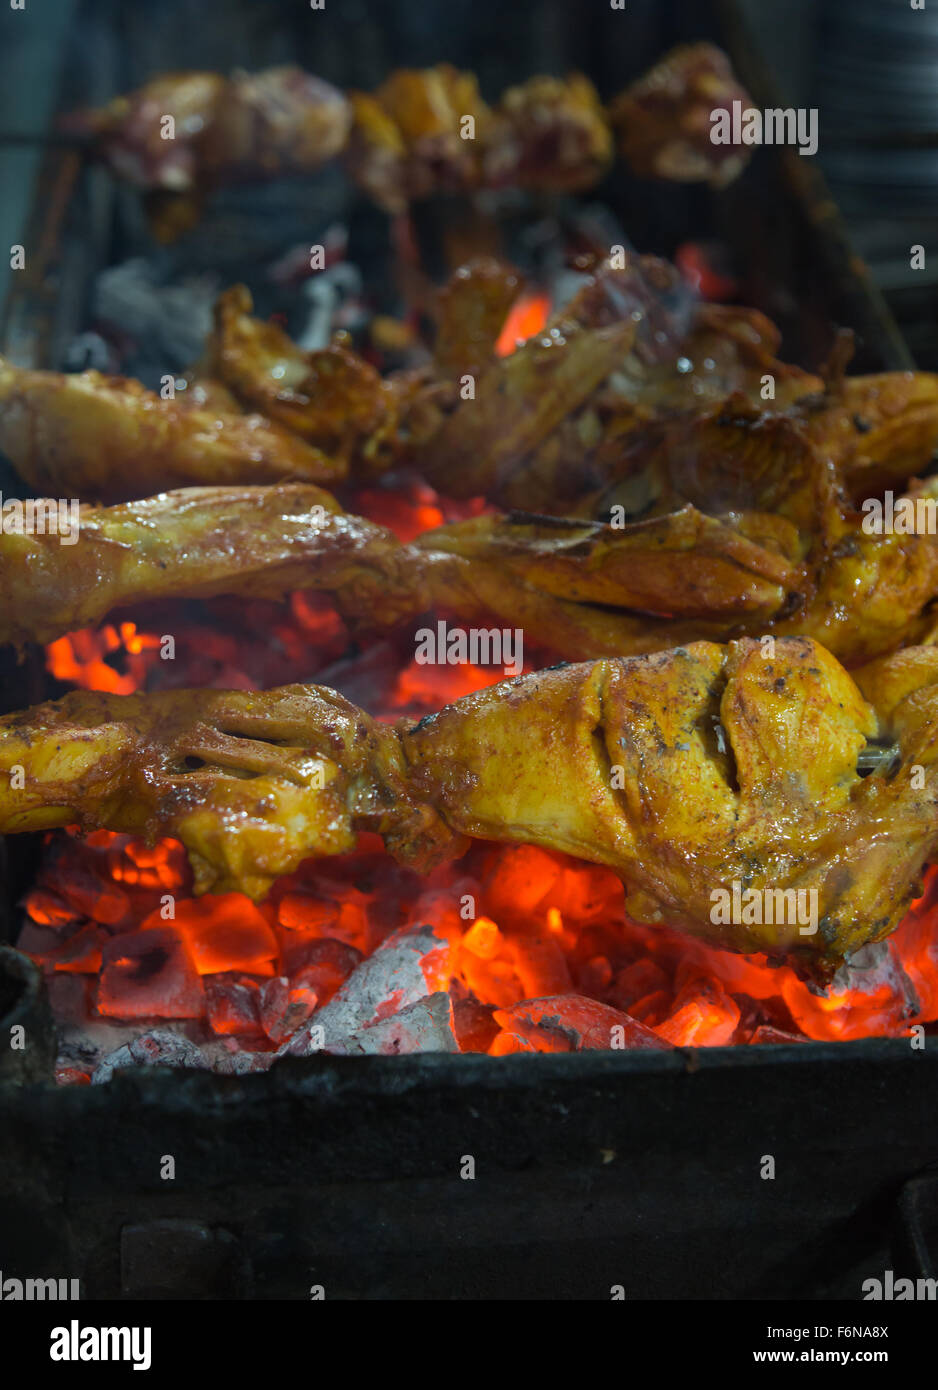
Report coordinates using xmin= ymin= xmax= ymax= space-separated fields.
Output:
xmin=495 ymin=291 xmax=552 ymax=356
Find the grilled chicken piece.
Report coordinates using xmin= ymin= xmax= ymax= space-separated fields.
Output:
xmin=201 ymin=277 xmax=639 ymax=489
xmin=65 ymin=67 xmax=351 ymax=194
xmin=0 ymin=637 xmax=934 ymax=978
xmin=347 ymin=66 xmax=616 ymax=210
xmin=409 ymin=259 xmax=825 ymax=505
xmin=483 ymin=74 xmax=614 ymax=193
xmin=0 ymin=680 xmax=460 ymax=902
xmin=346 ymin=65 xmax=492 ymax=213
xmin=801 ymin=372 xmax=938 ymax=498
xmin=608 ymin=42 xmax=754 ymax=187
xmin=200 ymin=285 xmax=410 ymax=472
xmin=432 ymin=258 xmax=524 ymax=376
xmin=589 ymin=370 xmax=938 ymax=523
xmin=0 ymin=356 xmax=344 ymax=500
xmin=0 ymin=259 xmax=832 ymax=510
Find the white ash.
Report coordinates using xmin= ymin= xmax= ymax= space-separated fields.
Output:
xmin=324 ymin=991 xmax=459 ymax=1056
xmin=279 ymin=923 xmax=449 ymax=1058
xmin=91 ymin=1031 xmax=210 ymax=1085
xmin=828 ymin=940 xmax=921 ymax=1018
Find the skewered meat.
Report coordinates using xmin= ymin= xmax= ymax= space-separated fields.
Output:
xmin=200 ymin=285 xmax=411 ymax=471
xmin=0 ymin=258 xmax=841 ymax=508
xmin=66 ymin=46 xmax=753 ymax=229
xmin=409 ymin=260 xmax=825 ymax=506
xmin=0 ymin=636 xmax=933 ymax=979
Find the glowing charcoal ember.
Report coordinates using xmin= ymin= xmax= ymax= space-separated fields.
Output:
xmin=164 ymin=894 xmax=279 ymax=975
xmin=674 ymin=240 xmax=739 ymax=302
xmin=23 ymin=922 xmax=103 ymax=975
xmin=325 ymin=992 xmax=459 ymax=1056
xmin=55 ymin=1066 xmax=92 ymax=1085
xmin=507 ymin=930 xmax=572 ymax=998
xmin=24 ymin=889 xmax=77 ymax=928
xmin=279 ymin=923 xmax=451 ymax=1056
xmin=452 ymin=997 xmax=500 ymax=1052
xmin=576 ymin=955 xmax=613 ymax=994
xmin=485 ymin=845 xmax=564 ymax=918
xmin=276 ymin=893 xmax=339 ymax=932
xmin=258 ymin=975 xmax=319 ymax=1043
xmin=91 ymin=1030 xmax=210 ymax=1084
xmin=31 ymin=843 xmax=132 ymax=926
xmin=893 ymin=908 xmax=938 ymax=1023
xmin=779 ymin=942 xmax=918 ymax=1041
xmin=388 ymin=657 xmax=497 ymax=713
xmin=97 ymin=928 xmax=204 ymax=1020
xmin=281 ymin=939 xmax=362 ymax=1003
xmin=57 ymin=879 xmax=131 ymax=927
xmin=750 ymin=1025 xmax=807 ymax=1045
xmin=205 ymin=974 xmax=264 ymax=1037
xmin=610 ymin=959 xmax=671 ymax=1012
xmin=462 ymin=917 xmax=502 ymax=959
xmin=494 ymin=292 xmax=551 ymax=357
xmin=654 ymin=978 xmax=740 ymax=1047
xmin=350 ymin=487 xmax=444 ymax=543
xmin=493 ymin=995 xmax=672 ymax=1052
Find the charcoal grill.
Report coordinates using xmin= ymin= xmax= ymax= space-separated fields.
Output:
xmin=1 ymin=0 xmax=936 ymax=1302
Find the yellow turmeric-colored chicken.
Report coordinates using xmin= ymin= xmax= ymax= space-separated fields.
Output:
xmin=0 ymin=636 xmax=934 ymax=979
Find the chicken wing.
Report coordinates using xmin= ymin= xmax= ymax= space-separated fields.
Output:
xmin=200 ymin=284 xmax=409 ymax=471
xmin=0 ymin=636 xmax=934 ymax=978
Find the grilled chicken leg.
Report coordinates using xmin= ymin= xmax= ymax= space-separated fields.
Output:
xmin=0 ymin=483 xmax=799 ymax=656
xmin=0 ymin=636 xmax=934 ymax=978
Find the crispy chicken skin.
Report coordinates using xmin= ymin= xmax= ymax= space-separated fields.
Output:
xmin=201 ymin=285 xmax=408 ymax=470
xmin=0 ymin=637 xmax=934 ymax=977
xmin=0 ymin=356 xmax=345 ymax=500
